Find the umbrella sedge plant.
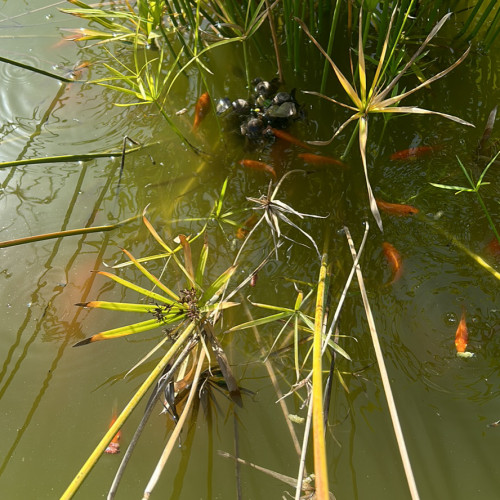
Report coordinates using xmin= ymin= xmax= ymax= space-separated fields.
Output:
xmin=61 ymin=211 xmax=241 ymax=500
xmin=297 ymin=5 xmax=474 ymax=231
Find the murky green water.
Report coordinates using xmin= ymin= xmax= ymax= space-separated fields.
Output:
xmin=0 ymin=2 xmax=499 ymax=499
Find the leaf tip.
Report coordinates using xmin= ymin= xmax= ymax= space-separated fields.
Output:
xmin=73 ymin=337 xmax=94 ymax=347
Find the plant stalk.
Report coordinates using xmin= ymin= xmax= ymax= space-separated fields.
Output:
xmin=311 ymin=234 xmax=330 ymax=499
xmin=60 ymin=321 xmax=197 ymax=500
xmin=344 ymin=225 xmax=420 ymax=500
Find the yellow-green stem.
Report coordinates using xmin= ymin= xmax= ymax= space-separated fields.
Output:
xmin=60 ymin=321 xmax=196 ymax=500
xmin=312 ymin=236 xmax=330 ymax=499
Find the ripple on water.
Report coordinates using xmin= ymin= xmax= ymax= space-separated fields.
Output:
xmin=0 ymin=52 xmax=61 ymax=160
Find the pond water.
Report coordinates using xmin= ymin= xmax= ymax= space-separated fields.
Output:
xmin=0 ymin=2 xmax=499 ymax=499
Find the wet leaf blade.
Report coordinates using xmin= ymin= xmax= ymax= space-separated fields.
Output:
xmin=358 ymin=8 xmax=366 ymax=102
xmin=369 ymin=6 xmax=397 ymax=97
xmin=73 ymin=318 xmax=176 ymax=345
xmin=336 ymin=370 xmax=350 ymax=393
xmin=374 ymin=46 xmax=471 ymax=110
xmin=0 ymin=215 xmax=139 ymax=248
xmin=248 ymin=300 xmax=296 ymax=314
xmin=215 ymin=178 xmax=229 ymax=217
xmin=143 ymin=214 xmax=174 ymax=254
xmin=178 ymin=234 xmax=195 ymax=282
xmin=373 ymin=106 xmax=474 ymax=127
xmin=96 ymin=271 xmax=176 ymax=305
xmin=375 ymin=13 xmax=453 ymax=103
xmin=200 ymin=265 xmax=237 ymax=304
xmin=201 ymin=301 xmax=239 ymax=313
xmin=121 ymin=247 xmax=180 ymax=301
xmin=429 ymin=182 xmax=472 ymax=192
xmin=0 ymin=55 xmax=73 ymax=82
xmin=0 ymin=148 xmax=141 ymax=169
xmin=195 ymin=233 xmax=209 ymax=286
xmin=359 ymin=117 xmax=383 ymax=231
xmin=295 ymin=17 xmax=362 ymax=108
xmin=227 ymin=312 xmax=291 ymax=331
xmin=76 ymin=301 xmax=157 ymax=312
xmin=327 ymin=339 xmax=352 ymax=361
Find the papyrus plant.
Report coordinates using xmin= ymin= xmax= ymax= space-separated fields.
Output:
xmin=298 ymin=7 xmax=474 ymax=231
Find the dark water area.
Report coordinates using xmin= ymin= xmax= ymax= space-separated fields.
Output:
xmin=0 ymin=2 xmax=498 ymax=499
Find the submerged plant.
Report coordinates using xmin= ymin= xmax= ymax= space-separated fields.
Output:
xmin=298 ymin=7 xmax=474 ymax=230
xmin=430 ymin=151 xmax=500 ymax=244
xmin=455 ymin=0 xmax=500 ymax=50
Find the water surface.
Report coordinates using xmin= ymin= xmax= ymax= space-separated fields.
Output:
xmin=0 ymin=2 xmax=499 ymax=499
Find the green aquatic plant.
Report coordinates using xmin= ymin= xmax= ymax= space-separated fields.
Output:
xmin=0 ymin=144 xmax=142 ymax=170
xmin=430 ymin=151 xmax=500 ymax=244
xmin=73 ymin=217 xmax=238 ymax=346
xmin=61 ymin=213 xmax=241 ymax=499
xmin=229 ymin=284 xmax=350 ymax=380
xmin=455 ymin=0 xmax=500 ymax=50
xmin=60 ymin=0 xmax=163 ymax=46
xmin=169 ymin=177 xmax=248 ymax=240
xmin=298 ymin=6 xmax=474 ymax=231
xmin=90 ymin=42 xmax=202 ymax=152
xmin=0 ymin=215 xmax=139 ymax=249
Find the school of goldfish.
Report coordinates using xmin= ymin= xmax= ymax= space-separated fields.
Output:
xmin=189 ymin=89 xmax=484 ymax=359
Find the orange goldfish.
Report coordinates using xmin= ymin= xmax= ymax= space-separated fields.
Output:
xmin=51 ymin=32 xmax=83 ymax=49
xmin=250 ymin=272 xmax=258 ymax=287
xmin=104 ymin=415 xmax=121 ymax=455
xmin=240 ymin=159 xmax=277 ymax=179
xmin=485 ymin=237 xmax=500 ymax=257
xmin=382 ymin=242 xmax=402 ymax=284
xmin=236 ymin=213 xmax=259 ymax=239
xmin=298 ymin=153 xmax=347 ymax=169
xmin=376 ymin=198 xmax=419 ymax=216
xmin=192 ymin=92 xmax=210 ymax=132
xmin=270 ymin=127 xmax=312 ymax=150
xmin=455 ymin=307 xmax=468 ymax=354
xmin=390 ymin=145 xmax=441 ymax=161
xmin=66 ymin=61 xmax=90 ymax=81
